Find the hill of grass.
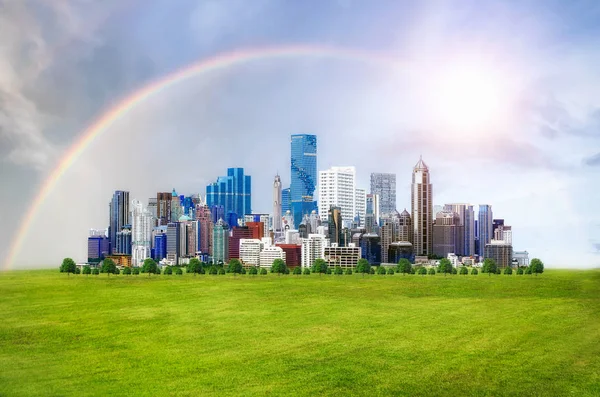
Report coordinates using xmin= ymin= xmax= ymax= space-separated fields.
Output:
xmin=1 ymin=269 xmax=599 ymax=396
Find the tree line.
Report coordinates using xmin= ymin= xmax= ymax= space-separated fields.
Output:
xmin=59 ymin=256 xmax=545 ymax=277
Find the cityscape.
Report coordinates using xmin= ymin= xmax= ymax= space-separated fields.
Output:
xmin=87 ymin=133 xmax=528 ymax=271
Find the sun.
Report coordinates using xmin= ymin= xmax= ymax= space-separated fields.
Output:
xmin=431 ymin=59 xmax=508 ymax=133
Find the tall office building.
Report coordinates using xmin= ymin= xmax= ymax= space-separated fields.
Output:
xmin=370 ymin=173 xmax=396 ymax=215
xmin=131 ymin=200 xmax=153 ymax=266
xmin=398 ymin=209 xmax=413 ymax=243
xmin=273 ymin=175 xmax=282 ymax=232
xmin=432 ymin=211 xmax=464 ymax=258
xmin=411 ymin=158 xmax=433 ymax=256
xmin=301 ymin=234 xmax=327 ymax=268
xmin=206 ymin=168 xmax=252 ymax=220
xmin=318 ymin=166 xmax=357 ymax=224
xmin=478 ymin=205 xmax=493 ymax=257
xmin=109 ymin=190 xmax=130 ymax=254
xmin=444 ymin=203 xmax=475 ymax=256
xmin=355 ymin=188 xmax=366 ymax=227
xmin=281 ymin=188 xmax=290 ymax=213
xmin=156 ymin=192 xmax=171 ymax=226
xmin=290 ymin=134 xmax=318 ymax=228
xmin=147 ymin=198 xmax=158 ymax=227
xmin=212 ymin=218 xmax=229 ymax=264
xmin=170 ymin=189 xmax=183 ymax=223
xmin=380 ymin=219 xmax=397 ymax=264
xmin=166 ymin=222 xmax=180 ymax=264
xmin=196 ymin=204 xmax=213 ymax=255
xmin=327 ymin=206 xmax=343 ymax=246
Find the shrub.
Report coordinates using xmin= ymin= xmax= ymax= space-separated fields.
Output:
xmin=92 ymin=268 xmax=100 ymax=275
xmin=326 ymin=268 xmax=332 ymax=275
xmin=82 ymin=266 xmax=91 ymax=275
xmin=525 ymin=267 xmax=532 ymax=275
xmin=471 ymin=268 xmax=478 ymax=275
xmin=241 ymin=268 xmax=246 ymax=275
xmin=293 ymin=266 xmax=302 ymax=275
xmin=459 ymin=266 xmax=469 ymax=275
xmin=175 ymin=267 xmax=183 ymax=275
xmin=209 ymin=266 xmax=218 ymax=275
xmin=482 ymin=259 xmax=498 ymax=274
xmin=132 ymin=267 xmax=140 ymax=275
xmin=228 ymin=259 xmax=243 ymax=274
xmin=387 ymin=267 xmax=395 ymax=275
xmin=417 ymin=267 xmax=427 ymax=275
xmin=164 ymin=266 xmax=173 ymax=275
xmin=517 ymin=267 xmax=524 ymax=275
xmin=271 ymin=259 xmax=288 ymax=275
xmin=370 ymin=268 xmax=375 ymax=274
xmin=303 ymin=268 xmax=311 ymax=275
xmin=141 ymin=258 xmax=159 ymax=275
xmin=376 ymin=266 xmax=387 ymax=275
xmin=503 ymin=267 xmax=513 ymax=275
xmin=530 ymin=258 xmax=545 ymax=275
xmin=114 ymin=268 xmax=120 ymax=275
xmin=496 ymin=268 xmax=501 ymax=274
xmin=248 ymin=266 xmax=258 ymax=275
xmin=345 ymin=268 xmax=353 ymax=275
xmin=397 ymin=259 xmax=412 ymax=275
xmin=355 ymin=259 xmax=371 ymax=275
xmin=334 ymin=266 xmax=343 ymax=275
xmin=122 ymin=267 xmax=132 ymax=275
xmin=260 ymin=268 xmax=268 ymax=275
xmin=218 ymin=267 xmax=226 ymax=275
xmin=428 ymin=268 xmax=436 ymax=275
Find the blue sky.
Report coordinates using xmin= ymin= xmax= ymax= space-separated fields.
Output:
xmin=0 ymin=0 xmax=599 ymax=268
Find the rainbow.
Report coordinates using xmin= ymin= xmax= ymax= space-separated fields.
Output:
xmin=4 ymin=44 xmax=405 ymax=270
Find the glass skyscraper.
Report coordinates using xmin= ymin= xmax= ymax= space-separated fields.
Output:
xmin=281 ymin=188 xmax=290 ymax=213
xmin=478 ymin=204 xmax=493 ymax=257
xmin=370 ymin=173 xmax=396 ymax=215
xmin=109 ymin=190 xmax=130 ymax=255
xmin=290 ymin=134 xmax=317 ymax=228
xmin=206 ymin=168 xmax=251 ymax=221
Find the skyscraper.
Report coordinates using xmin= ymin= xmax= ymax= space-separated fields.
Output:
xmin=156 ymin=192 xmax=171 ymax=226
xmin=478 ymin=205 xmax=493 ymax=257
xmin=355 ymin=188 xmax=366 ymax=227
xmin=206 ymin=168 xmax=252 ymax=220
xmin=328 ymin=206 xmax=343 ymax=246
xmin=370 ymin=173 xmax=396 ymax=215
xmin=444 ymin=203 xmax=475 ymax=256
xmin=195 ymin=204 xmax=213 ymax=255
xmin=109 ymin=190 xmax=130 ymax=254
xmin=290 ymin=134 xmax=317 ymax=228
xmin=166 ymin=222 xmax=180 ymax=264
xmin=398 ymin=209 xmax=413 ymax=243
xmin=411 ymin=157 xmax=433 ymax=256
xmin=318 ymin=166 xmax=357 ymax=224
xmin=273 ymin=175 xmax=282 ymax=232
xmin=131 ymin=200 xmax=153 ymax=267
xmin=281 ymin=188 xmax=290 ymax=213
xmin=212 ymin=218 xmax=229 ymax=264
xmin=432 ymin=211 xmax=464 ymax=258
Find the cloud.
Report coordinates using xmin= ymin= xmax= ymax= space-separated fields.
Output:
xmin=584 ymin=153 xmax=600 ymax=166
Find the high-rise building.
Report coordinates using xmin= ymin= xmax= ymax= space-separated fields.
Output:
xmin=206 ymin=168 xmax=252 ymax=220
xmin=154 ymin=233 xmax=167 ymax=262
xmin=370 ymin=173 xmax=396 ymax=215
xmin=166 ymin=222 xmax=180 ymax=264
xmin=380 ymin=220 xmax=396 ymax=263
xmin=275 ymin=244 xmax=301 ymax=267
xmin=355 ymin=188 xmax=366 ymax=227
xmin=484 ymin=240 xmax=513 ymax=268
xmin=327 ymin=206 xmax=343 ymax=247
xmin=156 ymin=192 xmax=171 ymax=226
xmin=411 ymin=157 xmax=433 ymax=256
xmin=301 ymin=234 xmax=327 ymax=268
xmin=478 ymin=205 xmax=493 ymax=257
xmin=360 ymin=233 xmax=381 ymax=265
xmin=88 ymin=235 xmax=109 ymax=264
xmin=432 ymin=211 xmax=464 ymax=258
xmin=229 ymin=227 xmax=254 ymax=260
xmin=109 ymin=190 xmax=130 ymax=254
xmin=170 ymin=189 xmax=183 ymax=223
xmin=444 ymin=204 xmax=475 ymax=256
xmin=366 ymin=194 xmax=380 ymax=228
xmin=318 ymin=166 xmax=356 ymax=223
xmin=147 ymin=198 xmax=158 ymax=227
xmin=281 ymin=188 xmax=291 ymax=214
xmin=212 ymin=218 xmax=229 ymax=264
xmin=273 ymin=175 xmax=282 ymax=232
xmin=131 ymin=200 xmax=153 ymax=267
xmin=196 ymin=204 xmax=212 ymax=255
xmin=290 ymin=134 xmax=318 ymax=229
xmin=398 ymin=209 xmax=413 ymax=243
xmin=115 ymin=226 xmax=132 ymax=255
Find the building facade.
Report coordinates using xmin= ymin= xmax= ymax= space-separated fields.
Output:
xmin=206 ymin=168 xmax=252 ymax=220
xmin=484 ymin=240 xmax=513 ymax=268
xmin=109 ymin=190 xmax=130 ymax=254
xmin=88 ymin=235 xmax=109 ymax=264
xmin=318 ymin=166 xmax=356 ymax=223
xmin=290 ymin=134 xmax=318 ymax=228
xmin=444 ymin=203 xmax=475 ymax=256
xmin=212 ymin=218 xmax=229 ymax=264
xmin=411 ymin=158 xmax=433 ymax=256
xmin=259 ymin=245 xmax=286 ymax=268
xmin=388 ymin=241 xmax=414 ymax=263
xmin=131 ymin=200 xmax=153 ymax=267
xmin=324 ymin=244 xmax=361 ymax=269
xmin=301 ymin=234 xmax=327 ymax=268
xmin=478 ymin=205 xmax=493 ymax=257
xmin=166 ymin=222 xmax=180 ymax=264
xmin=239 ymin=239 xmax=262 ymax=267
xmin=327 ymin=206 xmax=343 ymax=246
xmin=273 ymin=174 xmax=282 ymax=232
xmin=432 ymin=211 xmax=464 ymax=258
xmin=355 ymin=188 xmax=366 ymax=227
xmin=370 ymin=172 xmax=396 ymax=215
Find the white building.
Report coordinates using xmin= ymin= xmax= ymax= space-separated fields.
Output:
xmin=324 ymin=243 xmax=361 ymax=268
xmin=259 ymin=246 xmax=286 ymax=268
xmin=301 ymin=234 xmax=327 ymax=268
xmin=447 ymin=253 xmax=459 ymax=267
xmin=355 ymin=188 xmax=366 ymax=226
xmin=131 ymin=200 xmax=153 ymax=266
xmin=513 ymin=250 xmax=529 ymax=266
xmin=272 ymin=175 xmax=282 ymax=232
xmin=318 ymin=166 xmax=357 ymax=223
xmin=285 ymin=229 xmax=300 ymax=244
xmin=316 ymin=225 xmax=328 ymax=236
xmin=239 ymin=239 xmax=263 ymax=267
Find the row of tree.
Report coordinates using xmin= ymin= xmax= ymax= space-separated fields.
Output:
xmin=60 ymin=257 xmax=545 ymax=277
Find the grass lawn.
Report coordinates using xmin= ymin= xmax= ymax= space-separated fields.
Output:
xmin=1 ymin=269 xmax=599 ymax=396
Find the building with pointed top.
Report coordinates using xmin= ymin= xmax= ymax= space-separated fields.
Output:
xmin=273 ymin=175 xmax=282 ymax=232
xmin=411 ymin=157 xmax=433 ymax=256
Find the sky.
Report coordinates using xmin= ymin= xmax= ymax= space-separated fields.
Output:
xmin=1 ymin=0 xmax=599 ymax=269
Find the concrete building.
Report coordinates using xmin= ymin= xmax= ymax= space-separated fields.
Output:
xmin=131 ymin=200 xmax=153 ymax=267
xmin=285 ymin=229 xmax=301 ymax=244
xmin=87 ymin=235 xmax=109 ymax=264
xmin=355 ymin=188 xmax=366 ymax=227
xmin=276 ymin=244 xmax=302 ymax=267
xmin=301 ymin=234 xmax=327 ymax=268
xmin=370 ymin=173 xmax=396 ymax=215
xmin=239 ymin=238 xmax=263 ymax=267
xmin=365 ymin=193 xmax=380 ymax=233
xmin=259 ymin=245 xmax=286 ymax=268
xmin=484 ymin=239 xmax=513 ymax=268
xmin=432 ymin=211 xmax=464 ymax=258
xmin=478 ymin=205 xmax=493 ymax=257
xmin=272 ymin=174 xmax=282 ymax=232
xmin=411 ymin=157 xmax=433 ymax=256
xmin=229 ymin=227 xmax=253 ymax=260
xmin=513 ymin=250 xmax=529 ymax=267
xmin=166 ymin=222 xmax=180 ymax=264
xmin=156 ymin=192 xmax=172 ymax=226
xmin=444 ymin=203 xmax=475 ymax=256
xmin=380 ymin=218 xmax=397 ymax=264
xmin=196 ymin=204 xmax=212 ymax=255
xmin=318 ymin=166 xmax=357 ymax=224
xmin=398 ymin=209 xmax=413 ymax=243
xmin=324 ymin=243 xmax=361 ymax=269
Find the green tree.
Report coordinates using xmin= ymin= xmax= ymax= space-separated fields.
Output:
xmin=326 ymin=268 xmax=332 ymax=275
xmin=482 ymin=258 xmax=498 ymax=276
xmin=248 ymin=266 xmax=258 ymax=275
xmin=241 ymin=267 xmax=247 ymax=275
xmin=187 ymin=258 xmax=202 ymax=275
xmin=218 ymin=267 xmax=226 ymax=275
xmin=175 ymin=267 xmax=183 ymax=275
xmin=311 ymin=258 xmax=328 ymax=276
xmin=376 ymin=266 xmax=387 ymax=275
xmin=122 ymin=266 xmax=132 ymax=275
xmin=227 ymin=259 xmax=243 ymax=275
xmin=132 ymin=267 xmax=140 ymax=275
xmin=303 ymin=267 xmax=311 ymax=275
xmin=208 ymin=266 xmax=218 ymax=275
xmin=100 ymin=258 xmax=117 ymax=276
xmin=471 ymin=268 xmax=478 ymax=275
xmin=292 ymin=266 xmax=302 ymax=275
xmin=164 ymin=266 xmax=173 ymax=275
xmin=345 ymin=268 xmax=353 ymax=275
xmin=503 ymin=266 xmax=513 ymax=275
xmin=387 ymin=267 xmax=395 ymax=275
xmin=82 ymin=265 xmax=91 ymax=275
xmin=271 ymin=258 xmax=287 ymax=275
xmin=75 ymin=267 xmax=81 ymax=274
xmin=525 ymin=267 xmax=532 ymax=275
xmin=142 ymin=258 xmax=159 ymax=276
xmin=530 ymin=258 xmax=544 ymax=276
xmin=417 ymin=267 xmax=427 ymax=275
xmin=334 ymin=266 xmax=343 ymax=275
xmin=428 ymin=267 xmax=436 ymax=275
xmin=355 ymin=258 xmax=371 ymax=276
xmin=516 ymin=267 xmax=524 ymax=275
xmin=438 ymin=258 xmax=453 ymax=276
xmin=459 ymin=266 xmax=469 ymax=275
xmin=260 ymin=268 xmax=268 ymax=275
xmin=369 ymin=268 xmax=375 ymax=274
xmin=92 ymin=268 xmax=100 ymax=275
xmin=59 ymin=258 xmax=77 ymax=276
xmin=396 ymin=258 xmax=412 ymax=275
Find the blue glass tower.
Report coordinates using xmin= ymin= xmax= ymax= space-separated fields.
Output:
xmin=109 ymin=190 xmax=129 ymax=254
xmin=206 ymin=168 xmax=251 ymax=222
xmin=290 ymin=134 xmax=317 ymax=228
xmin=478 ymin=205 xmax=493 ymax=257
xmin=281 ymin=187 xmax=290 ymax=213
xmin=154 ymin=234 xmax=167 ymax=261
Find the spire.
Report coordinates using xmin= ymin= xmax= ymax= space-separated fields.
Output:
xmin=414 ymin=156 xmax=428 ymax=170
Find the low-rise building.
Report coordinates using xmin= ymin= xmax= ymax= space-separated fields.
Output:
xmin=324 ymin=243 xmax=361 ymax=269
xmin=259 ymin=246 xmax=286 ymax=268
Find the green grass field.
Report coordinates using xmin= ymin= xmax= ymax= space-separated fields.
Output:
xmin=1 ymin=269 xmax=599 ymax=396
